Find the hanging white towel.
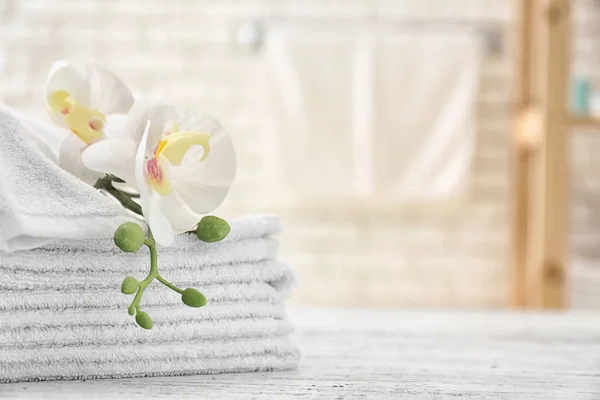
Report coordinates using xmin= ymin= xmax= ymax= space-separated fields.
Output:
xmin=372 ymin=29 xmax=480 ymax=204
xmin=265 ymin=24 xmax=481 ymax=206
xmin=265 ymin=25 xmax=360 ymax=198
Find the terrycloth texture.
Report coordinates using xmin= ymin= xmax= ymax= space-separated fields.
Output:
xmin=0 ymin=108 xmax=134 ymax=252
xmin=0 ymin=215 xmax=299 ymax=382
xmin=1 ymin=106 xmax=67 ymax=163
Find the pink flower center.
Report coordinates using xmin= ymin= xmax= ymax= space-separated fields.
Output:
xmin=146 ymin=157 xmax=163 ymax=182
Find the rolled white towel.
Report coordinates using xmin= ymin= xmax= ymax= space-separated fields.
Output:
xmin=0 ymin=108 xmax=135 ymax=252
xmin=0 ymin=108 xmax=282 ymax=252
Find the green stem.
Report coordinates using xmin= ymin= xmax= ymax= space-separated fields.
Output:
xmin=127 ymin=229 xmax=184 ymax=315
xmin=109 ymin=175 xmax=125 ymax=183
xmin=94 ymin=176 xmax=143 ymax=216
xmin=157 ymin=275 xmax=184 ymax=294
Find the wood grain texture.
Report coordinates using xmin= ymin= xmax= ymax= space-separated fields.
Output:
xmin=510 ymin=0 xmax=534 ymax=308
xmin=1 ymin=308 xmax=599 ymax=399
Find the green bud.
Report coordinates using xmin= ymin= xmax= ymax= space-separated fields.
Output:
xmin=195 ymin=216 xmax=230 ymax=243
xmin=114 ymin=222 xmax=145 ymax=253
xmin=121 ymin=276 xmax=139 ymax=295
xmin=135 ymin=311 xmax=153 ymax=330
xmin=181 ymin=288 xmax=207 ymax=308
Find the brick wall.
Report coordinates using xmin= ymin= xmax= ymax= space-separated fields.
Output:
xmin=1 ymin=0 xmax=599 ymax=308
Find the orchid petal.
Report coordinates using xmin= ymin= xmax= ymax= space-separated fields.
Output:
xmin=171 ymin=123 xmax=236 ymax=214
xmin=103 ymin=113 xmax=128 ymax=139
xmin=158 ymin=192 xmax=201 ymax=233
xmin=125 ymin=100 xmax=177 ymax=145
xmin=58 ymin=134 xmax=103 ymax=184
xmin=159 ymin=131 xmax=210 ymax=166
xmin=147 ymin=155 xmax=172 ymax=196
xmin=87 ymin=65 xmax=134 ymax=116
xmin=135 ymin=120 xmax=174 ymax=244
xmin=45 ymin=61 xmax=91 ymax=127
xmin=45 ymin=60 xmax=134 ymax=126
xmin=176 ymin=107 xmax=223 ymax=134
xmin=147 ymin=191 xmax=175 ymax=246
xmin=135 ymin=120 xmax=174 ymax=245
xmin=81 ymin=138 xmax=137 ymax=184
xmin=135 ymin=121 xmax=152 ymax=196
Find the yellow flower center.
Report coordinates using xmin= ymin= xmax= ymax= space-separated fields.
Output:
xmin=48 ymin=90 xmax=106 ymax=144
xmin=145 ymin=122 xmax=211 ymax=196
xmin=153 ymin=139 xmax=168 ymax=158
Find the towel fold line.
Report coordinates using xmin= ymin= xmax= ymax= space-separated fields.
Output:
xmin=1 ymin=338 xmax=299 ymax=364
xmin=0 ymin=318 xmax=295 ymax=350
xmin=0 ymin=301 xmax=286 ymax=324
xmin=2 ymin=238 xmax=280 ymax=270
xmin=0 ymin=260 xmax=294 ymax=291
xmin=0 ymin=352 xmax=300 ymax=384
xmin=20 ymin=214 xmax=282 ymax=254
xmin=0 ymin=282 xmax=290 ymax=313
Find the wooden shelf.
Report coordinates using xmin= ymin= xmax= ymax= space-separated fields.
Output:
xmin=571 ymin=116 xmax=600 ymax=130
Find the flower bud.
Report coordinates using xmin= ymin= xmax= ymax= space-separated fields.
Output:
xmin=135 ymin=311 xmax=153 ymax=330
xmin=121 ymin=276 xmax=139 ymax=295
xmin=114 ymin=222 xmax=145 ymax=253
xmin=181 ymin=288 xmax=207 ymax=308
xmin=195 ymin=216 xmax=230 ymax=243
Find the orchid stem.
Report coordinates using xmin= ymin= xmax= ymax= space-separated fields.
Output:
xmin=94 ymin=175 xmax=143 ymax=216
xmin=127 ymin=229 xmax=185 ymax=315
xmin=157 ymin=275 xmax=184 ymax=294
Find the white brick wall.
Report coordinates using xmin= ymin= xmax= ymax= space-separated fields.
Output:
xmin=1 ymin=0 xmax=599 ymax=308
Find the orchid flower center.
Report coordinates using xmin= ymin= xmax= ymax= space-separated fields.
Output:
xmin=145 ymin=121 xmax=211 ymax=196
xmin=48 ymin=90 xmax=106 ymax=144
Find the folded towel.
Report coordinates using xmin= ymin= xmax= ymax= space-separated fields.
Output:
xmin=0 ymin=281 xmax=291 ymax=312
xmin=1 ymin=334 xmax=300 ymax=383
xmin=0 ymin=106 xmax=65 ymax=164
xmin=0 ymin=102 xmax=299 ymax=383
xmin=2 ymin=236 xmax=280 ymax=271
xmin=0 ymin=212 xmax=299 ymax=382
xmin=22 ymin=214 xmax=281 ymax=255
xmin=1 ymin=312 xmax=294 ymax=349
xmin=0 ymin=108 xmax=134 ymax=252
xmin=0 ymin=302 xmax=288 ymax=334
xmin=2 ymin=259 xmax=291 ymax=291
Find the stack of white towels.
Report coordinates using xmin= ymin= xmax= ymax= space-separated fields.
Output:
xmin=0 ymin=109 xmax=299 ymax=382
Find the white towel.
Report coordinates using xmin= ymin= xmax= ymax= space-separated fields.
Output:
xmin=266 ymin=25 xmax=480 ymax=206
xmin=1 ymin=334 xmax=300 ymax=382
xmin=371 ymin=29 xmax=480 ymax=205
xmin=0 ymin=107 xmax=64 ymax=163
xmin=0 ymin=105 xmax=281 ymax=252
xmin=0 ymin=108 xmax=134 ymax=252
xmin=0 ymin=215 xmax=298 ymax=382
xmin=0 ymin=89 xmax=299 ymax=383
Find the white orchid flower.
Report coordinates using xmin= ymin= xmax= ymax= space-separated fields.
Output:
xmin=45 ymin=60 xmax=134 ymax=183
xmin=82 ymin=102 xmax=237 ymax=246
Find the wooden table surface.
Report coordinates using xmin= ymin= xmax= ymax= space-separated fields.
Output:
xmin=1 ymin=308 xmax=600 ymax=399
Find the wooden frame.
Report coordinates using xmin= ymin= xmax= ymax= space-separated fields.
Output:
xmin=511 ymin=0 xmax=569 ymax=308
xmin=510 ymin=0 xmax=600 ymax=308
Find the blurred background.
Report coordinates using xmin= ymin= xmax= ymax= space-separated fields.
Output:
xmin=1 ymin=0 xmax=600 ymax=309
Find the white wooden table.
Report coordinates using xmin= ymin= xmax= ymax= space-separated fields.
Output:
xmin=1 ymin=308 xmax=600 ymax=399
